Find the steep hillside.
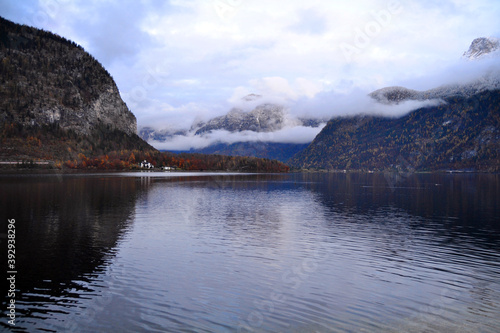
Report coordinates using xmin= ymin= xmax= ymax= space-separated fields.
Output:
xmin=0 ymin=17 xmax=136 ymax=135
xmin=0 ymin=17 xmax=154 ymax=163
xmin=289 ymin=90 xmax=500 ymax=171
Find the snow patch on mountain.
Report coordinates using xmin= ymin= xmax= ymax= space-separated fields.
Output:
xmin=371 ymin=37 xmax=500 ymax=105
xmin=463 ymin=37 xmax=500 ymax=60
xmin=140 ymin=92 xmax=328 ymax=146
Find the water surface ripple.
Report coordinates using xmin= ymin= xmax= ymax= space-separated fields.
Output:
xmin=0 ymin=172 xmax=499 ymax=332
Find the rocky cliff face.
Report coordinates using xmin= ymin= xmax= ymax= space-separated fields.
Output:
xmin=194 ymin=104 xmax=290 ymax=135
xmin=140 ymin=102 xmax=324 ymax=142
xmin=0 ymin=17 xmax=136 ymax=136
xmin=463 ymin=37 xmax=499 ymax=60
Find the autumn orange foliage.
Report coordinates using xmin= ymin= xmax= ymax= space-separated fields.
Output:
xmin=63 ymin=149 xmax=290 ymax=172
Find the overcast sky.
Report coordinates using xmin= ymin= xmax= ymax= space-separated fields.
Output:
xmin=2 ymin=0 xmax=500 ymax=133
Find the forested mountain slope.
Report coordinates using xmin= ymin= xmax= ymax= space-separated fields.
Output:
xmin=289 ymin=90 xmax=500 ymax=171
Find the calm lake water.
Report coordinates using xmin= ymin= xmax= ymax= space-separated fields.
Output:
xmin=1 ymin=172 xmax=499 ymax=332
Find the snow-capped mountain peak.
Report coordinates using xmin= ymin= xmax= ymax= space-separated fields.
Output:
xmin=370 ymin=37 xmax=500 ymax=105
xmin=462 ymin=37 xmax=500 ymax=60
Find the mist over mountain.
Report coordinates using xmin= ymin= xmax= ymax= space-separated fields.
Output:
xmin=140 ymin=97 xmax=327 ymax=141
xmin=141 ymin=36 xmax=500 ymax=166
xmin=370 ymin=38 xmax=500 ymax=105
xmin=289 ymin=37 xmax=500 ymax=171
xmin=139 ymin=96 xmax=327 ymax=161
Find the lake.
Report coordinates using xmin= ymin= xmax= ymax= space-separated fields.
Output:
xmin=1 ymin=172 xmax=499 ymax=332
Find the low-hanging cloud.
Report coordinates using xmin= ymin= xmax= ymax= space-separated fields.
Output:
xmin=3 ymin=0 xmax=499 ymax=152
xmin=291 ymin=89 xmax=445 ymax=119
xmin=150 ymin=125 xmax=326 ymax=151
xmin=144 ymin=53 xmax=500 ymax=150
xmin=399 ymin=51 xmax=500 ymax=90
xmin=269 ymin=52 xmax=500 ymax=120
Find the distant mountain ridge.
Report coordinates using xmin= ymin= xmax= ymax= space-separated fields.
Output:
xmin=195 ymin=104 xmax=288 ymax=135
xmin=369 ymin=76 xmax=500 ymax=105
xmin=140 ymin=101 xmax=325 ymax=140
xmin=180 ymin=142 xmax=310 ymax=163
xmin=139 ymin=98 xmax=326 ymax=162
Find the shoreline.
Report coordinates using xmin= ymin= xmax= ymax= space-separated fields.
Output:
xmin=1 ymin=167 xmax=498 ymax=175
